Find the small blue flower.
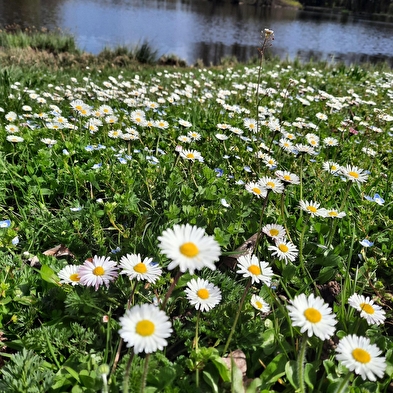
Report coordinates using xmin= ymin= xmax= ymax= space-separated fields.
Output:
xmin=244 ymin=166 xmax=252 ymax=173
xmin=111 ymin=247 xmax=121 ymax=254
xmin=70 ymin=207 xmax=83 ymax=212
xmin=63 ymin=149 xmax=70 ymax=155
xmin=85 ymin=145 xmax=94 ymax=152
xmin=359 ymin=239 xmax=374 ymax=247
xmin=364 ymin=193 xmax=385 ymax=205
xmin=118 ymin=157 xmax=127 ymax=164
xmin=11 ymin=236 xmax=19 ymax=245
xmin=0 ymin=220 xmax=11 ymax=228
xmin=92 ymin=163 xmax=102 ymax=169
xmin=214 ymin=168 xmax=224 ymax=177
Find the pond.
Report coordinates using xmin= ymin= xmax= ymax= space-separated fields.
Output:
xmin=1 ymin=0 xmax=393 ymax=66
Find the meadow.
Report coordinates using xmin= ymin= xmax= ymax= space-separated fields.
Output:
xmin=0 ymin=28 xmax=392 ymax=392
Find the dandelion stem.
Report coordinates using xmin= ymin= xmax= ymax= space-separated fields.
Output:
xmin=223 ymin=279 xmax=252 ymax=355
xmin=140 ymin=353 xmax=151 ymax=393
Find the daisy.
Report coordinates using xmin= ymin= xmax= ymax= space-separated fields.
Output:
xmin=5 ymin=124 xmax=19 ymax=133
xmin=299 ymin=200 xmax=327 ymax=217
xmin=188 ymin=131 xmax=201 ymax=140
xmin=157 ymin=224 xmax=221 ymax=274
xmin=185 ymin=277 xmax=222 ymax=312
xmin=287 ymin=293 xmax=337 ymax=340
xmin=155 ymin=120 xmax=169 ymax=129
xmin=179 ymin=149 xmax=203 ymax=161
xmin=341 ymin=164 xmax=369 ymax=183
xmin=335 ymin=335 xmax=386 ymax=381
xmin=78 ymin=255 xmax=118 ymax=290
xmin=236 ymin=254 xmax=274 ymax=285
xmin=243 ymin=118 xmax=258 ymax=133
xmin=322 ymin=161 xmax=341 ymax=174
xmin=348 ymin=293 xmax=386 ymax=325
xmin=119 ymin=303 xmax=172 ymax=354
xmin=323 ymin=209 xmax=346 ymax=218
xmin=245 ymin=182 xmax=267 ymax=198
xmin=119 ymin=253 xmax=162 ymax=284
xmin=178 ymin=135 xmax=191 ymax=143
xmin=6 ymin=135 xmax=24 ymax=143
xmin=262 ymin=223 xmax=286 ymax=240
xmin=275 ymin=170 xmax=300 ymax=185
xmin=58 ymin=265 xmax=80 ymax=286
xmin=179 ymin=119 xmax=192 ymax=128
xmin=258 ymin=176 xmax=284 ymax=194
xmin=323 ymin=137 xmax=339 ymax=147
xmin=294 ymin=143 xmax=316 ymax=156
xmin=251 ymin=294 xmax=270 ymax=313
xmin=268 ymin=239 xmax=298 ymax=263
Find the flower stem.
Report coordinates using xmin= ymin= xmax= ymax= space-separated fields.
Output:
xmin=223 ymin=280 xmax=252 ymax=355
xmin=297 ymin=335 xmax=308 ymax=393
xmin=122 ymin=351 xmax=135 ymax=393
xmin=140 ymin=353 xmax=151 ymax=393
xmin=161 ymin=269 xmax=183 ymax=310
xmin=195 ymin=310 xmax=201 ymax=388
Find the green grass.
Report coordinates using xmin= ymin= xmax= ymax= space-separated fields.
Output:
xmin=0 ymin=31 xmax=392 ymax=392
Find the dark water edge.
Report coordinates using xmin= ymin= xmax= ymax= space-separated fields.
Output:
xmin=0 ymin=0 xmax=393 ymax=68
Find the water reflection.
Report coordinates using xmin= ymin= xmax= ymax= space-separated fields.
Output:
xmin=0 ymin=0 xmax=393 ymax=66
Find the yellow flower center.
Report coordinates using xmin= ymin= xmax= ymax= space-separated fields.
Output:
xmin=135 ymin=320 xmax=155 ymax=336
xmin=348 ymin=171 xmax=359 ymax=179
xmin=307 ymin=206 xmax=317 ymax=213
xmin=252 ymin=187 xmax=261 ymax=195
xmin=269 ymin=229 xmax=280 ymax=237
xmin=248 ymin=265 xmax=261 ymax=275
xmin=180 ymin=242 xmax=199 ymax=258
xmin=278 ymin=244 xmax=289 ymax=253
xmin=328 ymin=211 xmax=338 ymax=217
xmin=266 ymin=182 xmax=275 ymax=188
xmin=352 ymin=348 xmax=371 ymax=364
xmin=197 ymin=288 xmax=209 ymax=299
xmin=93 ymin=266 xmax=105 ymax=276
xmin=331 ymin=165 xmax=337 ymax=170
xmin=360 ymin=303 xmax=375 ymax=315
xmin=133 ymin=263 xmax=147 ymax=274
xmin=70 ymin=273 xmax=80 ymax=282
xmin=255 ymin=301 xmax=263 ymax=309
xmin=186 ymin=153 xmax=195 ymax=159
xmin=304 ymin=307 xmax=322 ymax=323
xmin=283 ymin=175 xmax=291 ymax=181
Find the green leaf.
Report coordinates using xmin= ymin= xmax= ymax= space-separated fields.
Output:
xmin=40 ymin=265 xmax=60 ymax=285
xmin=245 ymin=378 xmax=262 ymax=393
xmin=285 ymin=360 xmax=299 ymax=390
xmin=211 ymin=357 xmax=231 ymax=382
xmin=260 ymin=353 xmax=287 ymax=387
xmin=203 ymin=370 xmax=219 ymax=393
xmin=304 ymin=363 xmax=316 ymax=390
xmin=62 ymin=366 xmax=81 ymax=383
xmin=79 ymin=369 xmax=96 ymax=388
xmin=231 ymin=361 xmax=244 ymax=393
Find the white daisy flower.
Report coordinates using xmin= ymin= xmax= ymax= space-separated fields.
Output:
xmin=268 ymin=239 xmax=298 ymax=263
xmin=158 ymin=224 xmax=221 ymax=274
xmin=341 ymin=164 xmax=369 ymax=183
xmin=275 ymin=170 xmax=300 ymax=185
xmin=322 ymin=209 xmax=346 ymax=218
xmin=58 ymin=265 xmax=80 ymax=286
xmin=287 ymin=293 xmax=337 ymax=340
xmin=185 ymin=277 xmax=222 ymax=312
xmin=236 ymin=254 xmax=274 ymax=285
xmin=119 ymin=253 xmax=162 ymax=284
xmin=6 ymin=135 xmax=24 ymax=143
xmin=119 ymin=303 xmax=172 ymax=354
xmin=78 ymin=255 xmax=118 ymax=290
xmin=245 ymin=182 xmax=267 ymax=198
xmin=336 ymin=334 xmax=386 ymax=381
xmin=179 ymin=149 xmax=203 ymax=162
xmin=258 ymin=176 xmax=284 ymax=194
xmin=348 ymin=293 xmax=386 ymax=325
xmin=322 ymin=161 xmax=341 ymax=174
xmin=251 ymin=294 xmax=270 ymax=313
xmin=299 ymin=200 xmax=327 ymax=217
xmin=323 ymin=137 xmax=339 ymax=147
xmin=262 ymin=223 xmax=286 ymax=240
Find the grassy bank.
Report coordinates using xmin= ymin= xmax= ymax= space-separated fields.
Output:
xmin=0 ymin=28 xmax=392 ymax=392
